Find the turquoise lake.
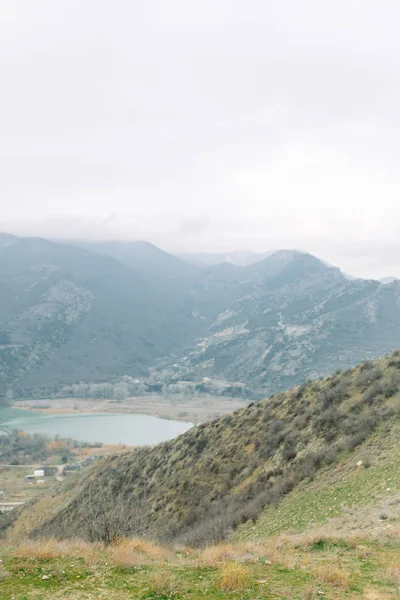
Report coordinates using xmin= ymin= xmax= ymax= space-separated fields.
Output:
xmin=3 ymin=412 xmax=193 ymax=445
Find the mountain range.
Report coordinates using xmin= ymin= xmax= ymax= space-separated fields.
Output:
xmin=0 ymin=233 xmax=400 ymax=398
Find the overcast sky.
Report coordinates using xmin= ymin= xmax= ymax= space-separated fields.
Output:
xmin=1 ymin=1 xmax=400 ymax=278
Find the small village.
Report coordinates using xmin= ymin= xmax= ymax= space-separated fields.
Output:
xmin=0 ymin=456 xmax=96 ymax=513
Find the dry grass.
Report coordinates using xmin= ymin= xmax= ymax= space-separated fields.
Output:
xmin=148 ymin=571 xmax=177 ymax=598
xmin=385 ymin=562 xmax=400 ymax=586
xmin=200 ymin=537 xmax=338 ymax=572
xmin=14 ymin=539 xmax=104 ymax=564
xmin=218 ymin=562 xmax=250 ymax=592
xmin=200 ymin=541 xmax=287 ymax=567
xmin=0 ymin=564 xmax=11 ymax=582
xmin=12 ymin=537 xmax=171 ymax=567
xmin=314 ymin=564 xmax=352 ymax=589
xmin=6 ymin=495 xmax=65 ymax=541
xmin=301 ymin=586 xmax=319 ymax=600
xmin=3 ymin=533 xmax=400 ymax=600
xmin=108 ymin=538 xmax=171 ymax=566
xmin=201 ymin=543 xmax=246 ymax=565
xmin=347 ymin=536 xmax=358 ymax=549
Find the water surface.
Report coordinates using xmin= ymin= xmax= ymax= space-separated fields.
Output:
xmin=3 ymin=412 xmax=192 ymax=445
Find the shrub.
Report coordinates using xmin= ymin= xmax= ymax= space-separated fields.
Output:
xmin=15 ymin=539 xmax=104 ymax=564
xmin=282 ymin=436 xmax=297 ymax=461
xmin=385 ymin=562 xmax=400 ymax=586
xmin=314 ymin=564 xmax=352 ymax=589
xmin=108 ymin=538 xmax=170 ymax=566
xmin=201 ymin=544 xmax=243 ymax=565
xmin=361 ymin=452 xmax=372 ymax=468
xmin=218 ymin=562 xmax=250 ymax=592
xmin=147 ymin=572 xmax=177 ymax=599
xmin=312 ymin=407 xmax=339 ymax=435
xmin=363 ymin=382 xmax=384 ymax=405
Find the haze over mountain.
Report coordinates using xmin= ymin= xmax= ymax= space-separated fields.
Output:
xmin=0 ymin=235 xmax=205 ymax=397
xmin=1 ymin=233 xmax=400 ymax=400
xmin=3 ymin=2 xmax=400 ymax=281
xmin=67 ymin=239 xmax=196 ymax=278
xmin=176 ymin=250 xmax=276 ymax=268
xmin=380 ymin=276 xmax=399 ymax=285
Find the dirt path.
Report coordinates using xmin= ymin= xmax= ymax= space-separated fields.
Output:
xmin=364 ymin=587 xmax=393 ymax=599
xmin=56 ymin=465 xmax=65 ymax=482
xmin=1 ymin=464 xmax=58 ymax=468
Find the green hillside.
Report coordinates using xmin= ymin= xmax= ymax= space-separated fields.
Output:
xmin=5 ymin=351 xmax=400 ymax=548
xmin=235 ymin=413 xmax=400 ymax=542
xmin=2 ymin=352 xmax=400 ymax=599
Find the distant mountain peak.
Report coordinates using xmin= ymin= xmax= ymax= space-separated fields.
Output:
xmin=0 ymin=232 xmax=19 ymax=248
xmin=176 ymin=249 xmax=276 ymax=267
xmin=380 ymin=276 xmax=399 ymax=285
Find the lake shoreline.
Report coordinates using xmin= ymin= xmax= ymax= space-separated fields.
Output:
xmin=13 ymin=404 xmax=193 ymax=423
xmin=12 ymin=394 xmax=246 ymax=425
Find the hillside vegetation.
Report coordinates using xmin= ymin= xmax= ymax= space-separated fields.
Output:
xmin=2 ymin=234 xmax=400 ymax=400
xmin=2 ymin=532 xmax=400 ymax=599
xmin=4 ymin=351 xmax=400 ymax=548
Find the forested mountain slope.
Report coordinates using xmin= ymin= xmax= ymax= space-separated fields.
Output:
xmin=171 ymin=251 xmax=400 ymax=395
xmin=0 ymin=237 xmax=205 ymax=395
xmin=1 ymin=234 xmax=400 ymax=397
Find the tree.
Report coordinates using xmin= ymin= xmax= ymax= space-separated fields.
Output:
xmin=82 ymin=479 xmax=148 ymax=545
xmin=113 ymin=384 xmax=128 ymax=402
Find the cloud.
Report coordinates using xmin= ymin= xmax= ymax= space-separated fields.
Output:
xmin=179 ymin=218 xmax=210 ymax=236
xmin=1 ymin=1 xmax=400 ymax=278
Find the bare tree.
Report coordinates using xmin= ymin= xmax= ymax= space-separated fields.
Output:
xmin=82 ymin=479 xmax=148 ymax=545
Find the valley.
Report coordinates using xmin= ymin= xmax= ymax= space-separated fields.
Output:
xmin=3 ymin=351 xmax=400 ymax=544
xmin=2 ymin=352 xmax=400 ymax=599
xmin=3 ymin=3 xmax=400 ymax=597
xmin=2 ymin=235 xmax=400 ymax=599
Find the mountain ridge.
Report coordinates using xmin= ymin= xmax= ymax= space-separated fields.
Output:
xmin=1 ymin=233 xmax=400 ymax=398
xmin=0 ymin=236 xmax=206 ymax=395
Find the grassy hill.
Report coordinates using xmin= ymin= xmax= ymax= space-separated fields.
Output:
xmin=2 ymin=352 xmax=400 ymax=598
xmin=4 ymin=351 xmax=400 ymax=550
xmin=235 ymin=414 xmax=400 ymax=542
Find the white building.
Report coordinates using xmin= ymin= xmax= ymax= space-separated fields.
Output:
xmin=33 ymin=469 xmax=44 ymax=477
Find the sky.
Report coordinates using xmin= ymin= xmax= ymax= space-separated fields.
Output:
xmin=1 ymin=1 xmax=400 ymax=279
